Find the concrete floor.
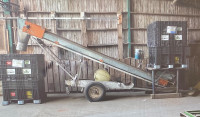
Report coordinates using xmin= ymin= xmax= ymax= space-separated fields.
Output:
xmin=0 ymin=92 xmax=200 ymax=117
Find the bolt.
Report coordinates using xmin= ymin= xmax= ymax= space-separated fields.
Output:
xmin=26 ymin=25 xmax=30 ymax=29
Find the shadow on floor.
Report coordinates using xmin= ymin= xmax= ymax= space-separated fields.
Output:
xmin=104 ymin=92 xmax=149 ymax=101
xmin=44 ymin=91 xmax=149 ymax=102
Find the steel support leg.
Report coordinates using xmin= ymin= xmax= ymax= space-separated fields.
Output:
xmin=152 ymin=70 xmax=155 ymax=94
xmin=176 ymin=69 xmax=179 ymax=93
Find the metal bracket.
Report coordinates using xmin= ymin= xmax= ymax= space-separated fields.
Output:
xmin=23 ymin=21 xmax=45 ymax=39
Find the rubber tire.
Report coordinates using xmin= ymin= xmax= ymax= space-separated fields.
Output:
xmin=84 ymin=82 xmax=106 ymax=102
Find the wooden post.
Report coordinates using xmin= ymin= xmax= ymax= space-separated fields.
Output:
xmin=51 ymin=11 xmax=57 ymax=34
xmin=19 ymin=0 xmax=26 ymax=18
xmin=80 ymin=12 xmax=88 ymax=47
xmin=127 ymin=0 xmax=132 ymax=57
xmin=117 ymin=0 xmax=123 ymax=59
xmin=50 ymin=11 xmax=62 ymax=92
xmin=117 ymin=13 xmax=123 ymax=59
xmin=0 ymin=20 xmax=8 ymax=54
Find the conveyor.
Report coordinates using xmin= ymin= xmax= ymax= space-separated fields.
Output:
xmin=17 ymin=18 xmax=152 ymax=83
xmin=16 ymin=18 xmax=152 ymax=102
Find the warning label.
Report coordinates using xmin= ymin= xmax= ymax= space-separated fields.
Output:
xmin=7 ymin=69 xmax=15 ymax=75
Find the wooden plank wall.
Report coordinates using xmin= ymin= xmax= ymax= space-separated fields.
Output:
xmin=17 ymin=0 xmax=127 ymax=93
xmin=0 ymin=5 xmax=7 ymax=54
xmin=131 ymin=0 xmax=200 ymax=88
xmin=57 ymin=58 xmax=148 ymax=92
xmin=131 ymin=0 xmax=200 ymax=58
xmin=1 ymin=0 xmax=200 ymax=92
xmin=19 ymin=0 xmax=123 ymax=59
xmin=0 ymin=20 xmax=8 ymax=54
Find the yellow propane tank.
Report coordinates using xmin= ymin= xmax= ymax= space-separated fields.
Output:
xmin=94 ymin=69 xmax=111 ymax=81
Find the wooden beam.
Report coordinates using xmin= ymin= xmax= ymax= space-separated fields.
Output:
xmin=27 ymin=11 xmax=51 ymax=14
xmin=88 ymin=43 xmax=118 ymax=47
xmin=27 ymin=11 xmax=117 ymax=14
xmin=80 ymin=12 xmax=88 ymax=47
xmin=56 ymin=12 xmax=80 ymax=14
xmin=87 ymin=28 xmax=117 ymax=31
xmin=57 ymin=27 xmax=200 ymax=31
xmin=127 ymin=0 xmax=132 ymax=58
xmin=117 ymin=0 xmax=123 ymax=59
xmin=24 ymin=11 xmax=200 ymax=17
xmin=0 ymin=20 xmax=8 ymax=54
xmin=117 ymin=13 xmax=123 ymax=59
xmin=87 ymin=43 xmax=147 ymax=47
xmin=57 ymin=28 xmax=117 ymax=31
xmin=131 ymin=12 xmax=200 ymax=17
xmin=85 ymin=12 xmax=117 ymax=14
xmin=124 ymin=28 xmax=200 ymax=31
xmin=5 ymin=29 xmax=10 ymax=53
xmin=51 ymin=11 xmax=57 ymax=34
xmin=57 ymin=28 xmax=81 ymax=31
xmin=124 ymin=43 xmax=147 ymax=46
xmin=50 ymin=11 xmax=58 ymax=57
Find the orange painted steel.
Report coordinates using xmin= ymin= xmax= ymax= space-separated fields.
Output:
xmin=22 ymin=21 xmax=45 ymax=39
xmin=55 ymin=41 xmax=59 ymax=44
xmin=158 ymin=78 xmax=169 ymax=86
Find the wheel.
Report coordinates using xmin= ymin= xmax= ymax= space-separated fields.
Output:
xmin=84 ymin=82 xmax=106 ymax=102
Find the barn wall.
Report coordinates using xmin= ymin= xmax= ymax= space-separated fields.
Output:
xmin=17 ymin=0 xmax=127 ymax=93
xmin=19 ymin=0 xmax=124 ymax=59
xmin=131 ymin=0 xmax=200 ymax=87
xmin=131 ymin=0 xmax=200 ymax=58
xmin=1 ymin=0 xmax=200 ymax=92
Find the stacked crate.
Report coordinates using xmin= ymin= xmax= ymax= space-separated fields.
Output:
xmin=147 ymin=21 xmax=188 ymax=68
xmin=0 ymin=54 xmax=46 ymax=105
